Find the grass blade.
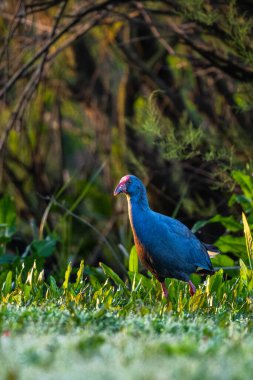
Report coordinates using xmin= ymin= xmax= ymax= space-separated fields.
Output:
xmin=129 ymin=246 xmax=138 ymax=273
xmin=242 ymin=212 xmax=253 ymax=270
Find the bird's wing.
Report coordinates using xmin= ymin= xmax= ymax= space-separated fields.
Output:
xmin=155 ymin=212 xmax=195 ymax=239
xmin=155 ymin=212 xmax=213 ymax=271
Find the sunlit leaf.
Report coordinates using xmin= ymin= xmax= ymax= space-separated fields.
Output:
xmin=63 ymin=262 xmax=72 ymax=290
xmin=242 ymin=212 xmax=253 ymax=269
xmin=129 ymin=246 xmax=138 ymax=273
xmin=232 ymin=171 xmax=253 ymax=200
xmin=100 ymin=262 xmax=125 ymax=288
xmin=2 ymin=271 xmax=12 ymax=296
xmin=75 ymin=260 xmax=84 ymax=288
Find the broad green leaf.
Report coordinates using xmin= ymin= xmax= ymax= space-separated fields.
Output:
xmin=0 ymin=196 xmax=16 ymax=226
xmin=30 ymin=236 xmax=57 ymax=258
xmin=100 ymin=262 xmax=125 ymax=288
xmin=240 ymin=259 xmax=249 ymax=283
xmin=24 ymin=284 xmax=31 ymax=300
xmin=232 ymin=171 xmax=253 ymax=200
xmin=229 ymin=194 xmax=253 ymax=213
xmin=2 ymin=271 xmax=12 ymax=296
xmin=192 ymin=215 xmax=241 ymax=233
xmin=129 ymin=246 xmax=138 ymax=273
xmin=206 ymin=269 xmax=223 ymax=296
xmin=215 ymin=235 xmax=246 ymax=258
xmin=211 ymin=254 xmax=234 ymax=268
xmin=209 ymin=215 xmax=242 ymax=232
xmin=128 ymin=271 xmax=153 ymax=292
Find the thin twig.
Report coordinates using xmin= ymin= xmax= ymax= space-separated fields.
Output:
xmin=0 ymin=0 xmax=68 ymax=152
xmin=135 ymin=1 xmax=175 ymax=55
xmin=46 ymin=13 xmax=108 ymax=64
xmin=0 ymin=0 xmax=118 ymax=99
xmin=214 ymin=266 xmax=241 ymax=271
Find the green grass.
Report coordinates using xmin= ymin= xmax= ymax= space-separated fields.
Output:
xmin=0 ymin=305 xmax=253 ymax=380
xmin=0 ymin=259 xmax=252 ymax=380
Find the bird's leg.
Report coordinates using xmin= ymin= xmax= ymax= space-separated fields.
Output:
xmin=161 ymin=282 xmax=169 ymax=298
xmin=188 ymin=280 xmax=196 ymax=296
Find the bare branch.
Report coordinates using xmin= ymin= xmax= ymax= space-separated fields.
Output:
xmin=0 ymin=0 xmax=69 ymax=152
xmin=135 ymin=1 xmax=175 ymax=55
xmin=0 ymin=0 xmax=119 ymax=99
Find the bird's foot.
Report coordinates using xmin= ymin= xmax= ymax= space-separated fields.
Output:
xmin=161 ymin=282 xmax=169 ymax=299
xmin=189 ymin=280 xmax=196 ymax=296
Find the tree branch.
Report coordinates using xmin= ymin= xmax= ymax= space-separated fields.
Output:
xmin=0 ymin=0 xmax=120 ymax=99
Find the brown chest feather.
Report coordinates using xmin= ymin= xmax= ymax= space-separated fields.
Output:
xmin=134 ymin=236 xmax=159 ymax=278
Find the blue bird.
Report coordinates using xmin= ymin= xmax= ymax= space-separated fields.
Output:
xmin=114 ymin=175 xmax=219 ymax=298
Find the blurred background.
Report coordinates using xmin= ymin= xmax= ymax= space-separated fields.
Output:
xmin=0 ymin=0 xmax=253 ymax=279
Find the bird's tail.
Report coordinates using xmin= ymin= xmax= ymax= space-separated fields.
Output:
xmin=196 ymin=268 xmax=215 ymax=276
xmin=204 ymin=243 xmax=220 ymax=258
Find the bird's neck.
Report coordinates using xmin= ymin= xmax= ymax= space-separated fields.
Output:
xmin=127 ymin=191 xmax=150 ymax=232
xmin=127 ymin=190 xmax=150 ymax=210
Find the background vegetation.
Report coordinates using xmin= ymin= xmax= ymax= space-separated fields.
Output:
xmin=1 ymin=0 xmax=253 ymax=274
xmin=0 ymin=1 xmax=253 ymax=379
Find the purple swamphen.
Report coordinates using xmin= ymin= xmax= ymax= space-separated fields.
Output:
xmin=114 ymin=175 xmax=219 ymax=298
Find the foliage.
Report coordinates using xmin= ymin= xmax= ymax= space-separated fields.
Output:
xmin=0 ymin=253 xmax=252 ymax=378
xmin=0 ymin=3 xmax=253 ymax=376
xmin=192 ymin=169 xmax=253 ymax=271
xmin=0 ymin=167 xmax=252 ymax=379
xmin=1 ymin=0 xmax=253 ymax=243
xmin=0 ymin=304 xmax=252 ymax=380
xmin=0 ymin=248 xmax=252 ymax=313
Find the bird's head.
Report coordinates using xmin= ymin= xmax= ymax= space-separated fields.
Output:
xmin=114 ymin=175 xmax=148 ymax=205
xmin=114 ymin=175 xmax=141 ymax=196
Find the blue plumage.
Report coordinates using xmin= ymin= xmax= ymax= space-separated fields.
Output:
xmin=114 ymin=174 xmax=216 ymax=297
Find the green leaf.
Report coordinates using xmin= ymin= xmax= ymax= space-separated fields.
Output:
xmin=191 ymin=220 xmax=209 ymax=233
xmin=192 ymin=215 xmax=242 ymax=233
xmin=209 ymin=215 xmax=242 ymax=232
xmin=211 ymin=254 xmax=234 ymax=268
xmin=30 ymin=236 xmax=57 ymax=258
xmin=232 ymin=170 xmax=253 ymax=200
xmin=99 ymin=262 xmax=125 ymax=288
xmin=129 ymin=246 xmax=138 ymax=273
xmin=75 ymin=260 xmax=84 ymax=288
xmin=0 ymin=225 xmax=16 ymax=244
xmin=206 ymin=269 xmax=223 ymax=296
xmin=242 ymin=212 xmax=253 ymax=270
xmin=2 ymin=271 xmax=13 ymax=296
xmin=128 ymin=271 xmax=152 ymax=291
xmin=63 ymin=262 xmax=72 ymax=290
xmin=49 ymin=275 xmax=60 ymax=297
xmin=0 ymin=196 xmax=16 ymax=226
xmin=229 ymin=194 xmax=253 ymax=213
xmin=215 ymin=235 xmax=246 ymax=258
xmin=26 ymin=262 xmax=36 ymax=286
xmin=239 ymin=259 xmax=249 ymax=283
xmin=0 ymin=254 xmax=17 ymax=264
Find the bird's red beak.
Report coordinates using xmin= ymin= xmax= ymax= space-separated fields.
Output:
xmin=114 ymin=181 xmax=127 ymax=196
xmin=114 ymin=176 xmax=130 ymax=196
